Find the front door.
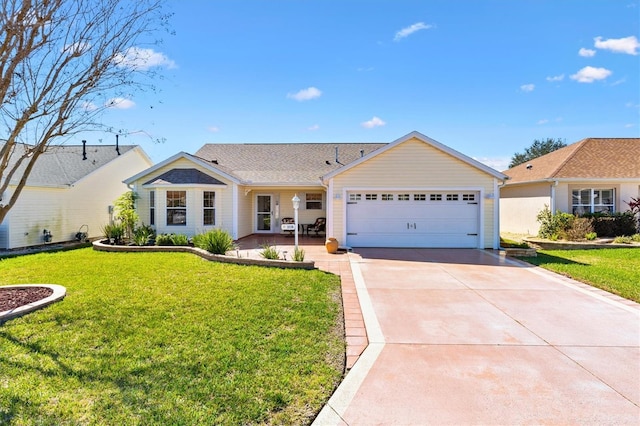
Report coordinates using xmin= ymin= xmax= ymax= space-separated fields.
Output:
xmin=256 ymin=195 xmax=273 ymax=232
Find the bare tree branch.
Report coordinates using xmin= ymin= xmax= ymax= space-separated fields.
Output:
xmin=0 ymin=0 xmax=171 ymax=224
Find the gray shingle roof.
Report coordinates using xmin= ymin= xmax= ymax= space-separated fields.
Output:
xmin=6 ymin=144 xmax=137 ymax=186
xmin=144 ymin=168 xmax=226 ymax=185
xmin=194 ymin=143 xmax=387 ymax=184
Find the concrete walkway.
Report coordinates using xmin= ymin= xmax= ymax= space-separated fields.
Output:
xmin=314 ymin=248 xmax=640 ymax=425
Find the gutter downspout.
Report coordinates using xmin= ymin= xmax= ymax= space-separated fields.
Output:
xmin=320 ymin=176 xmax=332 ymax=239
xmin=550 ymin=180 xmax=559 ymax=213
xmin=496 ymin=178 xmax=508 ymax=249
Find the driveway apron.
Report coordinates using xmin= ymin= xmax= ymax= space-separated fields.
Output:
xmin=314 ymin=248 xmax=640 ymax=425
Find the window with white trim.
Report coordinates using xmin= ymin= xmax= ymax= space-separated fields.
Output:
xmin=414 ymin=194 xmax=426 ymax=201
xmin=349 ymin=193 xmax=361 ymax=201
xmin=462 ymin=194 xmax=475 ymax=201
xmin=430 ymin=194 xmax=442 ymax=201
xmin=366 ymin=193 xmax=378 ymax=201
xmin=398 ymin=194 xmax=410 ymax=201
xmin=203 ymin=191 xmax=215 ymax=225
xmin=167 ymin=190 xmax=186 ymax=226
xmin=446 ymin=194 xmax=459 ymax=201
xmin=381 ymin=194 xmax=393 ymax=201
xmin=572 ymin=188 xmax=615 ymax=214
xmin=305 ymin=193 xmax=322 ymax=210
xmin=149 ymin=191 xmax=155 ymax=226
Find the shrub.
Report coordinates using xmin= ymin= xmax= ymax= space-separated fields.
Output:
xmin=564 ymin=217 xmax=595 ymax=241
xmin=113 ymin=191 xmax=139 ymax=242
xmin=101 ymin=222 xmax=125 ymax=245
xmin=633 ymin=234 xmax=640 ymax=242
xmin=155 ymin=233 xmax=174 ymax=246
xmin=133 ymin=225 xmax=155 ymax=246
xmin=170 ymin=233 xmax=190 ymax=246
xmin=585 ymin=232 xmax=597 ymax=241
xmin=193 ymin=229 xmax=236 ymax=254
xmin=293 ymin=247 xmax=305 ymax=261
xmin=581 ymin=212 xmax=637 ymax=237
xmin=536 ymin=206 xmax=574 ymax=240
xmin=259 ymin=244 xmax=281 ymax=260
xmin=613 ymin=236 xmax=633 ymax=244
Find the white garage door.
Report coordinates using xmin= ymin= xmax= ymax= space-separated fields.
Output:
xmin=346 ymin=191 xmax=480 ymax=248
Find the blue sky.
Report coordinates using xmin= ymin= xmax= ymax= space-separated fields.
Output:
xmin=77 ymin=0 xmax=639 ymax=171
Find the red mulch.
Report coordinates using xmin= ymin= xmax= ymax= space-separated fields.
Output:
xmin=0 ymin=287 xmax=53 ymax=311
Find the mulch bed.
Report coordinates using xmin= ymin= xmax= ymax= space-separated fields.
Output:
xmin=0 ymin=287 xmax=53 ymax=311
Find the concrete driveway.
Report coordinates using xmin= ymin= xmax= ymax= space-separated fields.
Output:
xmin=314 ymin=248 xmax=640 ymax=425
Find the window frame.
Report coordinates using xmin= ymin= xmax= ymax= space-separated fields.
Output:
xmin=149 ymin=190 xmax=155 ymax=226
xmin=166 ymin=190 xmax=187 ymax=226
xmin=305 ymin=192 xmax=323 ymax=210
xmin=203 ymin=191 xmax=215 ymax=226
xmin=572 ymin=188 xmax=615 ymax=215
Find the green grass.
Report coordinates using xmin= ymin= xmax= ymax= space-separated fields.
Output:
xmin=521 ymin=248 xmax=640 ymax=303
xmin=0 ymin=248 xmax=345 ymax=425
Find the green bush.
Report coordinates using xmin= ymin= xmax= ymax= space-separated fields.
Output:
xmin=585 ymin=232 xmax=597 ymax=241
xmin=613 ymin=236 xmax=633 ymax=244
xmin=155 ymin=233 xmax=174 ymax=246
xmin=581 ymin=212 xmax=637 ymax=237
xmin=101 ymin=222 xmax=125 ymax=245
xmin=259 ymin=244 xmax=281 ymax=260
xmin=293 ymin=247 xmax=305 ymax=261
xmin=193 ymin=229 xmax=236 ymax=254
xmin=133 ymin=224 xmax=155 ymax=246
xmin=536 ymin=206 xmax=574 ymax=240
xmin=170 ymin=234 xmax=190 ymax=246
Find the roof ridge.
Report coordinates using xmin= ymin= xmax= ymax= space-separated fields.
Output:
xmin=548 ymin=138 xmax=588 ymax=178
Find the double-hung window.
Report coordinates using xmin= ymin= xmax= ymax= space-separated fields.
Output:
xmin=166 ymin=191 xmax=187 ymax=225
xmin=572 ymin=188 xmax=615 ymax=214
xmin=305 ymin=193 xmax=322 ymax=210
xmin=203 ymin=191 xmax=215 ymax=225
xmin=149 ymin=191 xmax=155 ymax=226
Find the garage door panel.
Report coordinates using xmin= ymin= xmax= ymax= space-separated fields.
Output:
xmin=346 ymin=191 xmax=480 ymax=248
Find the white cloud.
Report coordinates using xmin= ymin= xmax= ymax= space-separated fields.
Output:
xmin=82 ymin=101 xmax=98 ymax=111
xmin=625 ymin=123 xmax=635 ymax=128
xmin=308 ymin=124 xmax=320 ymax=131
xmin=578 ymin=47 xmax=596 ymax=57
xmin=546 ymin=74 xmax=565 ymax=82
xmin=287 ymin=87 xmax=322 ymax=101
xmin=520 ymin=84 xmax=535 ymax=92
xmin=207 ymin=126 xmax=220 ymax=133
xmin=113 ymin=47 xmax=176 ymax=70
xmin=361 ymin=116 xmax=386 ymax=128
xmin=537 ymin=119 xmax=549 ymax=125
xmin=594 ymin=36 xmax=639 ymax=55
xmin=570 ymin=66 xmax=612 ymax=83
xmin=394 ymin=22 xmax=433 ymax=41
xmin=474 ymin=157 xmax=510 ymax=172
xmin=106 ymin=97 xmax=135 ymax=109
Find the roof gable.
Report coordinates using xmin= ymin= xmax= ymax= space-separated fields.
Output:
xmin=124 ymin=152 xmax=242 ymax=185
xmin=144 ymin=168 xmax=226 ymax=186
xmin=503 ymin=138 xmax=640 ymax=184
xmin=322 ymin=131 xmax=507 ymax=181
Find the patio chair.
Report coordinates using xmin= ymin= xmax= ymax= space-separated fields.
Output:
xmin=307 ymin=217 xmax=326 ymax=237
xmin=280 ymin=217 xmax=296 ymax=236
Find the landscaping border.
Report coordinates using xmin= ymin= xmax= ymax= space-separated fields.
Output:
xmin=0 ymin=284 xmax=67 ymax=323
xmin=92 ymin=240 xmax=316 ymax=269
xmin=523 ymin=238 xmax=640 ymax=251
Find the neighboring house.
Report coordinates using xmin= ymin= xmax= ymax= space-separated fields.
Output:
xmin=125 ymin=131 xmax=506 ymax=249
xmin=0 ymin=144 xmax=153 ymax=249
xmin=500 ymin=138 xmax=640 ymax=236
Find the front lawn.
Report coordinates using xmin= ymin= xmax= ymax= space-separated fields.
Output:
xmin=0 ymin=248 xmax=344 ymax=424
xmin=521 ymin=248 xmax=640 ymax=303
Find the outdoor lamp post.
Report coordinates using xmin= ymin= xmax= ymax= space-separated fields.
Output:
xmin=292 ymin=194 xmax=300 ymax=251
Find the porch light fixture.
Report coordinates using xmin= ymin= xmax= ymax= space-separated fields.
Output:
xmin=292 ymin=194 xmax=300 ymax=250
